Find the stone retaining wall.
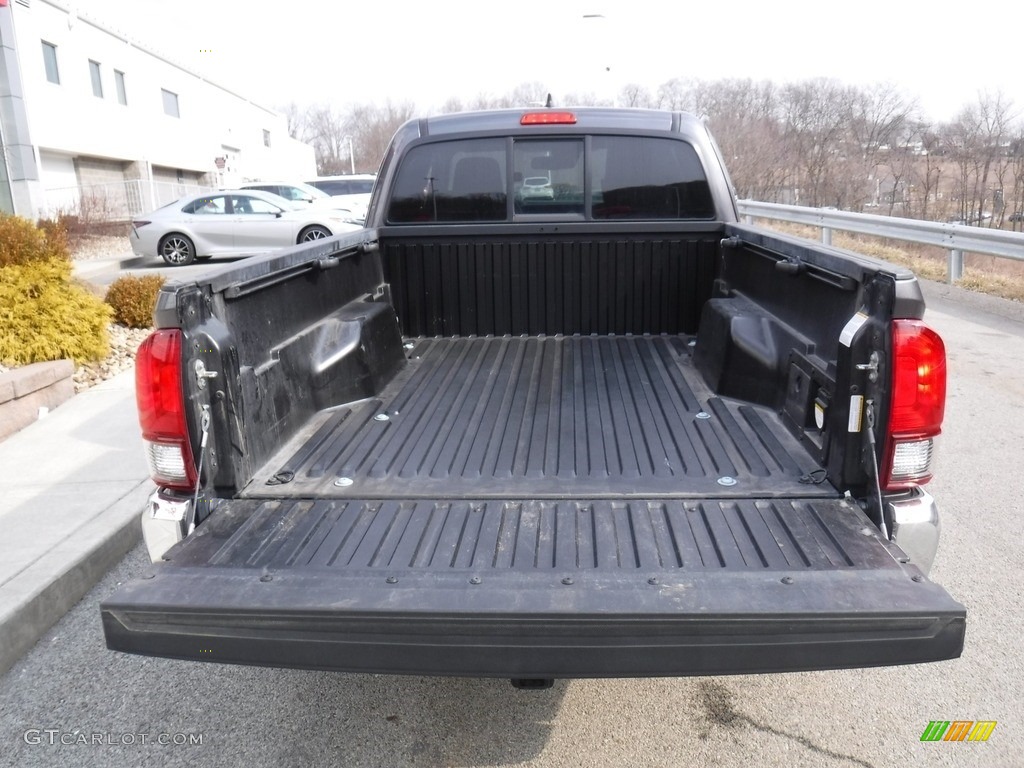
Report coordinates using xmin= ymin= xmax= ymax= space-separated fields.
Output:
xmin=0 ymin=361 xmax=75 ymax=441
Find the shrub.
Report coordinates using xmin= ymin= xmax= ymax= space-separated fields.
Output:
xmin=0 ymin=214 xmax=111 ymax=366
xmin=105 ymin=274 xmax=166 ymax=328
xmin=0 ymin=212 xmax=70 ymax=268
xmin=35 ymin=216 xmax=71 ymax=254
xmin=37 ymin=195 xmax=128 ymax=253
xmin=0 ymin=262 xmax=112 ymax=365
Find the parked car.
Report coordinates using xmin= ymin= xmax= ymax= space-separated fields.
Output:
xmin=305 ymin=174 xmax=376 ymax=219
xmin=305 ymin=174 xmax=376 ymax=197
xmin=237 ymin=180 xmax=332 ymax=205
xmin=520 ymin=175 xmax=555 ymax=199
xmin=130 ymin=190 xmax=362 ymax=266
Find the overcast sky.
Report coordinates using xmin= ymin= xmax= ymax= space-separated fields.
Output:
xmin=82 ymin=0 xmax=1023 ymax=124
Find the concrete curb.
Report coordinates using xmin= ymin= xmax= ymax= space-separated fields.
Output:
xmin=72 ymin=254 xmax=142 ymax=281
xmin=0 ymin=479 xmax=152 ymax=677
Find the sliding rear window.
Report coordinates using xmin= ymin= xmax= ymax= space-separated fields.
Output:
xmin=386 ymin=134 xmax=714 ymax=223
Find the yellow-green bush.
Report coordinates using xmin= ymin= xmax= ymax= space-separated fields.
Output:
xmin=105 ymin=274 xmax=165 ymax=328
xmin=0 ymin=213 xmax=70 ymax=268
xmin=0 ymin=214 xmax=111 ymax=365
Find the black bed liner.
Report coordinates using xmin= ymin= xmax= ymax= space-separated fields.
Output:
xmin=247 ymin=335 xmax=830 ymax=500
xmin=103 ymin=338 xmax=966 ymax=678
xmin=161 ymin=495 xmax=905 ymax=573
xmin=157 ymin=498 xmax=897 ymax=572
xmin=102 ymin=495 xmax=965 ymax=677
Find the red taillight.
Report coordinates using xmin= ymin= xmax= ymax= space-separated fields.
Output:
xmin=520 ymin=112 xmax=577 ymax=125
xmin=882 ymin=320 xmax=946 ymax=490
xmin=136 ymin=329 xmax=197 ymax=491
xmin=131 ymin=220 xmax=151 ymax=228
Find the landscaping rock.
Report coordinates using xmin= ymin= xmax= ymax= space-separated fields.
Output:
xmin=73 ymin=324 xmax=151 ymax=393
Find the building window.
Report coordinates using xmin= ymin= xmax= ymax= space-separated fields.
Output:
xmin=114 ymin=70 xmax=127 ymax=105
xmin=263 ymin=130 xmax=271 ymax=148
xmin=161 ymin=88 xmax=180 ymax=118
xmin=41 ymin=41 xmax=59 ymax=84
xmin=89 ymin=60 xmax=103 ymax=98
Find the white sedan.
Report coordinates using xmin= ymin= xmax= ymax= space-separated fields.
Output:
xmin=129 ymin=190 xmax=363 ymax=266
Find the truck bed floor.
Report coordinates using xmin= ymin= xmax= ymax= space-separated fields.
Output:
xmin=246 ymin=335 xmax=830 ymax=500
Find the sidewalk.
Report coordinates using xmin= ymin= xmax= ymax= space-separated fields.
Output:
xmin=0 ymin=368 xmax=153 ymax=676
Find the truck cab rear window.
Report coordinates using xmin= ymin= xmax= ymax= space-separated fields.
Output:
xmin=592 ymin=136 xmax=715 ymax=219
xmin=386 ymin=135 xmax=714 ymax=224
xmin=387 ymin=138 xmax=507 ymax=223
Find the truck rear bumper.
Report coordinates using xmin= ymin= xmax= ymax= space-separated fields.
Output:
xmin=889 ymin=488 xmax=941 ymax=574
xmin=102 ymin=496 xmax=965 ymax=678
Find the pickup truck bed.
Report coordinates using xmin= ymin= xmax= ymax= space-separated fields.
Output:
xmin=246 ymin=334 xmax=827 ymax=500
xmin=102 ymin=108 xmax=965 ymax=680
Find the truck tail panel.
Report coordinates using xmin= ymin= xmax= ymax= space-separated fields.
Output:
xmin=101 ymin=496 xmax=965 ymax=677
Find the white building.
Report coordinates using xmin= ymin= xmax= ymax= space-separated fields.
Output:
xmin=0 ymin=0 xmax=315 ymax=220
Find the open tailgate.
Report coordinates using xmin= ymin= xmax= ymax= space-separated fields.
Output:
xmin=101 ymin=497 xmax=964 ymax=678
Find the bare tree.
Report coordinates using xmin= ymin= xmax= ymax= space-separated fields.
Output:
xmin=897 ymin=122 xmax=943 ymax=220
xmin=1009 ymin=129 xmax=1024 ymax=230
xmin=695 ymin=80 xmax=790 ymax=202
xmin=508 ymin=81 xmax=549 ymax=107
xmin=303 ymin=104 xmax=354 ymax=175
xmin=655 ymin=78 xmax=697 ymax=111
xmin=345 ymin=101 xmax=417 ymax=174
xmin=439 ymin=82 xmax=557 ymax=114
xmin=975 ymin=92 xmax=1015 ymax=226
xmin=440 ymin=96 xmax=466 ymax=114
xmin=847 ymin=84 xmax=915 ymax=210
xmin=561 ymin=90 xmax=613 ymax=107
xmin=942 ymin=94 xmax=1012 ymax=224
xmin=778 ymin=79 xmax=852 ymax=207
xmin=619 ymin=83 xmax=655 ymax=108
xmin=279 ymin=101 xmax=308 ymax=141
xmin=466 ymin=92 xmax=507 ymax=110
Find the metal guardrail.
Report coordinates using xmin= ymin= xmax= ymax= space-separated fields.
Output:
xmin=737 ymin=200 xmax=1024 ymax=284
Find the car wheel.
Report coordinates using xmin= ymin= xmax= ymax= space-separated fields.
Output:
xmin=159 ymin=234 xmax=196 ymax=266
xmin=298 ymin=225 xmax=331 ymax=243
